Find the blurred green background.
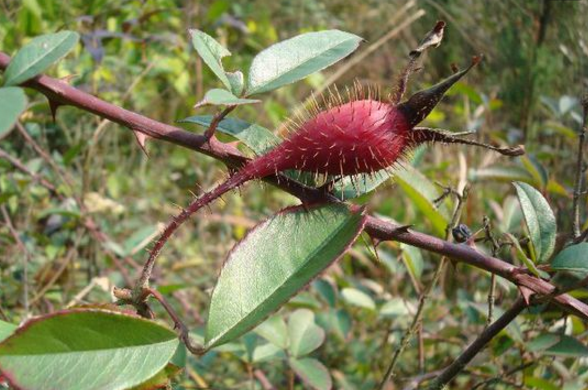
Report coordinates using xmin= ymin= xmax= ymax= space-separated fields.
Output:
xmin=1 ymin=0 xmax=587 ymax=388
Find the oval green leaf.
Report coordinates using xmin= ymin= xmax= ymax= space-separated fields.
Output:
xmin=504 ymin=233 xmax=548 ymax=279
xmin=226 ymin=70 xmax=244 ymax=96
xmin=513 ymin=182 xmax=556 ymax=263
xmin=0 ymin=320 xmax=16 ymax=343
xmin=396 ymin=164 xmax=450 ymax=235
xmin=180 ymin=115 xmax=280 ymax=155
xmin=205 ymin=203 xmax=366 ymax=349
xmin=246 ymin=30 xmax=363 ymax=95
xmin=254 ymin=315 xmax=289 ymax=349
xmin=544 ymin=335 xmax=588 ymax=357
xmin=551 ymin=243 xmax=588 ymax=274
xmin=289 ymin=357 xmax=332 ymax=390
xmin=400 ymin=243 xmax=424 ymax=282
xmin=469 ymin=166 xmax=534 ymax=184
xmin=332 ymin=169 xmax=392 ymax=200
xmin=4 ymin=31 xmax=79 ymax=86
xmin=189 ymin=29 xmax=232 ymax=91
xmin=194 ymin=88 xmax=260 ymax=108
xmin=0 ymin=309 xmax=179 ymax=390
xmin=527 ymin=333 xmax=560 ymax=352
xmin=0 ymin=87 xmax=27 ymax=137
xmin=288 ymin=309 xmax=325 ymax=357
xmin=341 ymin=288 xmax=376 ymax=310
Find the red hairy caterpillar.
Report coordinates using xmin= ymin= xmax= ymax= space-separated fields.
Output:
xmin=143 ymin=21 xmax=524 ymax=274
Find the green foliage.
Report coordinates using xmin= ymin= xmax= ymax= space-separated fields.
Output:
xmin=181 ymin=115 xmax=281 ymax=155
xmin=513 ymin=181 xmax=556 ymax=263
xmin=551 ymin=243 xmax=588 ymax=274
xmin=189 ymin=29 xmax=235 ymax=93
xmin=205 ymin=203 xmax=365 ymax=348
xmin=0 ymin=320 xmax=16 ymax=343
xmin=395 ymin=163 xmax=450 ymax=236
xmin=0 ymin=87 xmax=27 ymax=137
xmin=1 ymin=2 xmax=586 ymax=389
xmin=4 ymin=31 xmax=79 ymax=86
xmin=195 ymin=88 xmax=260 ymax=107
xmin=0 ymin=310 xmax=179 ymax=390
xmin=246 ymin=30 xmax=362 ymax=95
xmin=289 ymin=357 xmax=332 ymax=390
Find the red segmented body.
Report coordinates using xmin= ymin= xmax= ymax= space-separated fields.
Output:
xmin=242 ymin=100 xmax=410 ymax=179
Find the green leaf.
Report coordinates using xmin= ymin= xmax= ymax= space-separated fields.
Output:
xmin=332 ymin=169 xmax=392 ymax=200
xmin=0 ymin=309 xmax=179 ymax=390
xmin=396 ymin=164 xmax=450 ymax=235
xmin=504 ymin=233 xmax=548 ymax=279
xmin=180 ymin=115 xmax=280 ymax=155
xmin=0 ymin=87 xmax=27 ymax=137
xmin=289 ymin=357 xmax=332 ymax=390
xmin=551 ymin=243 xmax=588 ymax=274
xmin=468 ymin=166 xmax=534 ymax=184
xmin=246 ymin=30 xmax=363 ymax=95
xmin=313 ymin=279 xmax=336 ymax=307
xmin=544 ymin=335 xmax=588 ymax=357
xmin=400 ymin=243 xmax=424 ymax=282
xmin=379 ymin=298 xmax=410 ymax=318
xmin=527 ymin=333 xmax=560 ymax=352
xmin=252 ymin=343 xmax=286 ymax=363
xmin=205 ymin=204 xmax=366 ymax=348
xmin=4 ymin=31 xmax=79 ymax=86
xmin=513 ymin=182 xmax=556 ymax=263
xmin=341 ymin=288 xmax=376 ymax=310
xmin=521 ymin=155 xmax=548 ymax=189
xmin=130 ymin=363 xmax=182 ymax=390
xmin=316 ymin=309 xmax=351 ymax=340
xmin=288 ymin=309 xmax=325 ymax=357
xmin=254 ymin=315 xmax=289 ymax=349
xmin=0 ymin=320 xmax=16 ymax=343
xmin=195 ymin=88 xmax=260 ymax=108
xmin=526 ymin=377 xmax=560 ymax=390
xmin=226 ymin=71 xmax=244 ymax=96
xmin=189 ymin=29 xmax=232 ymax=91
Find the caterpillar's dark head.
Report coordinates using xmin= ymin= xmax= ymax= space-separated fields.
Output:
xmin=399 ymin=56 xmax=483 ymax=128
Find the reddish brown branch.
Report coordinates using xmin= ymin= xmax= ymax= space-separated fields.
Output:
xmin=1 ymin=51 xmax=587 ymax=321
xmin=146 ymin=288 xmax=205 ymax=355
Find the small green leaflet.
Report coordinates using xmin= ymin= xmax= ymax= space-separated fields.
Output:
xmin=190 ymin=29 xmax=233 ymax=93
xmin=513 ymin=182 xmax=556 ymax=263
xmin=551 ymin=243 xmax=588 ymax=274
xmin=0 ymin=87 xmax=27 ymax=137
xmin=179 ymin=115 xmax=280 ymax=155
xmin=246 ymin=30 xmax=363 ymax=95
xmin=4 ymin=31 xmax=79 ymax=86
xmin=194 ymin=88 xmax=260 ymax=108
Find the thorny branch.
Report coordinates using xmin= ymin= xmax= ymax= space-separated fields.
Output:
xmin=378 ymin=184 xmax=470 ymax=389
xmin=1 ymin=51 xmax=588 ymax=355
xmin=426 ymin=298 xmax=528 ymax=389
